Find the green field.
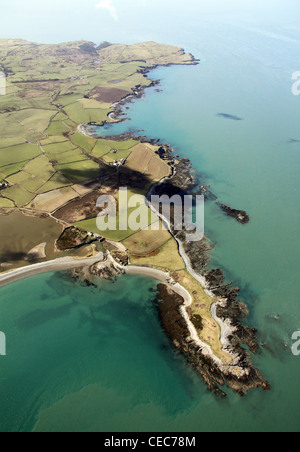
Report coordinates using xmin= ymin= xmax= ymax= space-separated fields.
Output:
xmin=2 ymin=184 xmax=35 ymax=207
xmin=0 ymin=162 xmax=28 ymax=179
xmin=74 ymin=217 xmax=135 ymax=242
xmin=122 ymin=223 xmax=171 ymax=255
xmin=41 ymin=136 xmax=69 ymax=145
xmin=23 ymin=155 xmax=56 ymax=178
xmin=102 ymin=148 xmax=133 ymax=163
xmin=42 ymin=140 xmax=75 ymax=152
xmin=46 ymin=120 xmax=72 ymax=136
xmin=36 ymin=173 xmax=73 ymax=193
xmin=55 ymin=160 xmax=100 ymax=183
xmin=0 ymin=196 xmax=15 ymax=208
xmin=128 ymin=238 xmax=186 ymax=271
xmin=45 ymin=148 xmax=86 ymax=165
xmin=0 ymin=39 xmax=194 ymax=212
xmin=91 ymin=141 xmax=110 ymax=158
xmin=99 ymin=139 xmax=137 ymax=150
xmin=0 ymin=143 xmax=41 ymax=166
xmin=65 ymin=101 xmax=111 ymax=124
xmin=69 ymin=132 xmax=96 ymax=153
xmin=74 ymin=204 xmax=157 ymax=242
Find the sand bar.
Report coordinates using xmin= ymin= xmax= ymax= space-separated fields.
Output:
xmin=0 ymin=255 xmax=104 ymax=288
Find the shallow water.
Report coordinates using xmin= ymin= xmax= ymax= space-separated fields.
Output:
xmin=0 ymin=269 xmax=299 ymax=432
xmin=0 ymin=272 xmax=200 ymax=432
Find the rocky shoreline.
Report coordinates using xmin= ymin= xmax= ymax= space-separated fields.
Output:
xmin=81 ymin=53 xmax=199 ymax=131
xmin=77 ymin=59 xmax=270 ymax=396
xmin=74 ymin=132 xmax=270 ymax=395
xmin=143 ymin=149 xmax=269 ymax=395
xmin=156 ymin=284 xmax=269 ymax=397
xmin=217 ymin=203 xmax=250 ymax=224
xmin=70 ymin=251 xmax=268 ymax=397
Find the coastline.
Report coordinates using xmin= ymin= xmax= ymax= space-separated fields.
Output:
xmin=0 ymin=255 xmax=105 ymax=288
xmin=142 ymin=160 xmax=270 ymax=392
xmin=74 ymin=67 xmax=270 ymax=395
xmin=0 ymin=257 xmax=230 ymax=363
xmin=78 ymin=53 xmax=199 ymax=134
xmin=145 ymin=177 xmax=235 ymax=351
xmin=124 ymin=266 xmax=226 ymax=362
xmin=0 ymin=243 xmax=269 ymax=396
xmin=0 ymin=46 xmax=269 ymax=396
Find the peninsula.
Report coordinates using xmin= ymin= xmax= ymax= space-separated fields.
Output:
xmin=0 ymin=39 xmax=268 ymax=396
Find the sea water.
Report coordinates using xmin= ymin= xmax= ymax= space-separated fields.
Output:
xmin=1 ymin=19 xmax=300 ymax=432
xmin=0 ymin=272 xmax=199 ymax=432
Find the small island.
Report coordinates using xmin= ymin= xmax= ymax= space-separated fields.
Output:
xmin=0 ymin=39 xmax=268 ymax=396
xmin=218 ymin=203 xmax=250 ymax=224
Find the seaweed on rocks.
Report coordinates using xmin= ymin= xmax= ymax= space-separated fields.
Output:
xmin=150 ymin=146 xmax=270 ymax=395
xmin=217 ymin=203 xmax=250 ymax=224
xmin=155 ymin=284 xmax=270 ymax=396
xmin=178 ymin=233 xmax=212 ymax=273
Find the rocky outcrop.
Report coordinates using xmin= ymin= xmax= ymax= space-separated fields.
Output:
xmin=149 ymin=146 xmax=269 ymax=395
xmin=56 ymin=226 xmax=103 ymax=251
xmin=218 ymin=203 xmax=250 ymax=224
xmin=156 ymin=284 xmax=270 ymax=396
xmin=70 ymin=252 xmax=124 ymax=285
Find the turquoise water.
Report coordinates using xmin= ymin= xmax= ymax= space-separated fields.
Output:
xmin=97 ymin=22 xmax=300 ymax=430
xmin=1 ymin=17 xmax=300 ymax=432
xmin=0 ymin=273 xmax=199 ymax=432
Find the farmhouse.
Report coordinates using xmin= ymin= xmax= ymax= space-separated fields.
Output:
xmin=0 ymin=180 xmax=9 ymax=190
xmin=112 ymin=158 xmax=127 ymax=168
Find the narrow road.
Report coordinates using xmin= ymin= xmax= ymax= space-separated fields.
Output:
xmin=146 ymin=179 xmax=234 ymax=350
